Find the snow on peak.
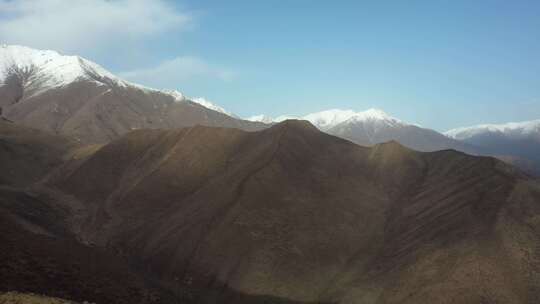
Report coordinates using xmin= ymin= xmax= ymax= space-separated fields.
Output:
xmin=0 ymin=45 xmax=238 ymax=118
xmin=302 ymin=109 xmax=358 ymax=130
xmin=161 ymin=89 xmax=186 ymax=102
xmin=190 ymin=97 xmax=236 ymax=117
xmin=303 ymin=108 xmax=403 ymax=130
xmin=244 ymin=108 xmax=406 ymax=130
xmin=0 ymin=44 xmax=129 ymax=92
xmin=247 ymin=114 xmax=274 ymax=124
xmin=445 ymin=119 xmax=540 ymax=140
xmin=161 ymin=90 xmax=237 ymax=117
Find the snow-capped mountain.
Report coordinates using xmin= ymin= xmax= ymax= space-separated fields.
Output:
xmin=322 ymin=109 xmax=476 ymax=152
xmin=0 ymin=45 xmax=236 ymax=115
xmin=0 ymin=45 xmax=263 ymax=143
xmin=0 ymin=44 xmax=132 ymax=94
xmin=247 ymin=108 xmax=476 ymax=153
xmin=190 ymin=97 xmax=237 ymax=118
xmin=247 ymin=114 xmax=274 ymax=124
xmin=304 ymin=108 xmax=405 ymax=131
xmin=2 ymin=45 xmax=536 ymax=175
xmin=161 ymin=89 xmax=235 ymax=117
xmin=445 ymin=120 xmax=540 ymax=140
xmin=247 ymin=108 xmax=404 ymax=129
xmin=445 ymin=120 xmax=540 ymax=176
xmin=161 ymin=89 xmax=187 ymax=102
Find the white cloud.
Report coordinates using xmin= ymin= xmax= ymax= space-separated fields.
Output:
xmin=0 ymin=0 xmax=191 ymax=53
xmin=119 ymin=56 xmax=236 ymax=88
xmin=0 ymin=0 xmax=235 ymax=88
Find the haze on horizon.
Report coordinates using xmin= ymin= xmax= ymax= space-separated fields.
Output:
xmin=1 ymin=0 xmax=539 ymax=131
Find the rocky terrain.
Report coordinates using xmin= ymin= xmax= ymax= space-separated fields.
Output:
xmin=1 ymin=119 xmax=539 ymax=303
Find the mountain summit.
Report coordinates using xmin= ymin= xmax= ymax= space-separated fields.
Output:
xmin=248 ymin=108 xmax=476 ymax=153
xmin=248 ymin=108 xmax=403 ymax=129
xmin=0 ymin=45 xmax=131 ymax=94
xmin=303 ymin=108 xmax=404 ymax=130
xmin=0 ymin=45 xmax=535 ymax=174
xmin=0 ymin=45 xmax=263 ymax=144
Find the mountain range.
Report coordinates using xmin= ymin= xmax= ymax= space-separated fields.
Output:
xmin=248 ymin=109 xmax=540 ymax=175
xmin=1 ymin=45 xmax=539 ymax=175
xmin=250 ymin=109 xmax=477 ymax=153
xmin=1 ymin=45 xmax=540 ymax=303
xmin=446 ymin=120 xmax=540 ymax=176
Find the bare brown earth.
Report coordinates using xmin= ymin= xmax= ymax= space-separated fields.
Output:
xmin=0 ymin=119 xmax=76 ymax=186
xmin=0 ymin=292 xmax=79 ymax=304
xmin=1 ymin=120 xmax=540 ymax=303
xmin=496 ymin=155 xmax=540 ymax=178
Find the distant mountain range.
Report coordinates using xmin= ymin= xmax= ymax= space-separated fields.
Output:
xmin=0 ymin=45 xmax=538 ymax=175
xmin=446 ymin=120 xmax=540 ymax=176
xmin=2 ymin=45 xmax=540 ymax=304
xmin=248 ymin=109 xmax=477 ymax=154
xmin=247 ymin=109 xmax=540 ymax=176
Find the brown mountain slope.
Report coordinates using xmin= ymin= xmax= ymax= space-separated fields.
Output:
xmin=0 ymin=121 xmax=174 ymax=303
xmin=0 ymin=190 xmax=173 ymax=304
xmin=0 ymin=119 xmax=77 ymax=186
xmin=0 ymin=45 xmax=265 ymax=145
xmin=1 ymin=79 xmax=265 ymax=144
xmin=47 ymin=120 xmax=540 ymax=304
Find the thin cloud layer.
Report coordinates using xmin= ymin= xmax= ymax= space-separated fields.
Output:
xmin=0 ymin=0 xmax=191 ymax=53
xmin=120 ymin=56 xmax=236 ymax=89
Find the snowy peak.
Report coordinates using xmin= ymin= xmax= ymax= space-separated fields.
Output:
xmin=445 ymin=119 xmax=540 ymax=140
xmin=245 ymin=108 xmax=407 ymax=130
xmin=304 ymin=108 xmax=403 ymax=130
xmin=162 ymin=90 xmax=235 ymax=117
xmin=0 ymin=44 xmax=128 ymax=92
xmin=247 ymin=114 xmax=274 ymax=124
xmin=161 ymin=89 xmax=186 ymax=102
xmin=190 ymin=97 xmax=237 ymax=117
xmin=157 ymin=89 xmax=239 ymax=116
xmin=0 ymin=45 xmax=238 ymax=118
xmin=303 ymin=109 xmax=359 ymax=130
xmin=348 ymin=108 xmax=398 ymax=122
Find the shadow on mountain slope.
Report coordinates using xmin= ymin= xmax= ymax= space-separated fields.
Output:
xmin=1 ymin=120 xmax=540 ymax=303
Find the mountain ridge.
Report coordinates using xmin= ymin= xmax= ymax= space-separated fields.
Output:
xmin=1 ymin=118 xmax=540 ymax=303
xmin=1 ymin=44 xmax=538 ymax=176
xmin=445 ymin=119 xmax=540 ymax=140
xmin=49 ymin=120 xmax=540 ymax=303
xmin=445 ymin=119 xmax=540 ymax=176
xmin=250 ymin=108 xmax=478 ymax=154
xmin=0 ymin=45 xmax=265 ymax=144
xmin=0 ymin=44 xmax=235 ymax=116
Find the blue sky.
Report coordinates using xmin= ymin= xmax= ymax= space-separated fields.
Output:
xmin=1 ymin=0 xmax=539 ymax=131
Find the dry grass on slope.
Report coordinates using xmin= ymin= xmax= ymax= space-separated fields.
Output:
xmin=0 ymin=292 xmax=83 ymax=304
